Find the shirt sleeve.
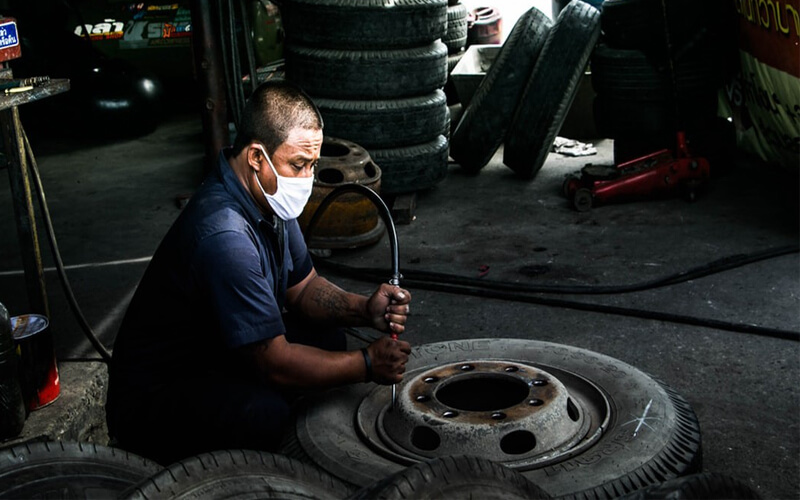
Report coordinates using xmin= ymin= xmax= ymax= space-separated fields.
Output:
xmin=286 ymin=219 xmax=313 ymax=287
xmin=194 ymin=228 xmax=285 ymax=349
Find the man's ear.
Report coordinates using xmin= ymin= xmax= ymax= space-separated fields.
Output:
xmin=248 ymin=144 xmax=263 ymax=172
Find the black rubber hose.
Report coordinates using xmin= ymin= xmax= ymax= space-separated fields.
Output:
xmin=305 ymin=184 xmax=401 ymax=285
xmin=395 ymin=278 xmax=800 ymax=342
xmin=237 ymin=0 xmax=259 ymax=96
xmin=23 ymin=130 xmax=113 ymax=363
xmin=228 ymin=0 xmax=246 ymax=122
xmin=314 ymin=244 xmax=798 ymax=295
xmin=218 ymin=0 xmax=240 ymax=127
xmin=304 ymin=186 xmax=797 ymax=342
xmin=318 ymin=255 xmax=798 ymax=342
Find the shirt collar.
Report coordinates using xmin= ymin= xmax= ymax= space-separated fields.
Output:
xmin=216 ymin=148 xmax=277 ymax=231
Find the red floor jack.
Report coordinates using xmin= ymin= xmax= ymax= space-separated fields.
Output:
xmin=562 ymin=131 xmax=711 ymax=211
xmin=564 ymin=0 xmax=712 ymax=212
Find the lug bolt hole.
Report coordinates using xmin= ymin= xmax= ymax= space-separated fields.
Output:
xmin=416 ymin=395 xmax=430 ymax=402
xmin=491 ymin=412 xmax=506 ymax=420
xmin=460 ymin=364 xmax=474 ymax=371
xmin=504 ymin=366 xmax=519 ymax=372
xmin=528 ymin=399 xmax=544 ymax=406
xmin=443 ymin=410 xmax=458 ymax=418
xmin=532 ymin=379 xmax=548 ymax=386
xmin=424 ymin=376 xmax=439 ymax=383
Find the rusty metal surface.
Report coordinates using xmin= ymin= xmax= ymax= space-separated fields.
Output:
xmin=355 ymin=360 xmax=605 ymax=469
xmin=0 ymin=79 xmax=69 ymax=112
xmin=189 ymin=0 xmax=229 ymax=173
xmin=300 ymin=137 xmax=383 ymax=249
xmin=1 ymin=106 xmax=49 ymax=316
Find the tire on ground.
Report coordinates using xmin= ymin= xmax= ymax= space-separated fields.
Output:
xmin=444 ymin=3 xmax=468 ymax=54
xmin=122 ymin=449 xmax=353 ymax=499
xmin=279 ymin=0 xmax=447 ymax=50
xmin=450 ymin=6 xmax=552 ymax=173
xmin=504 ymin=0 xmax=601 ymax=178
xmin=590 ymin=43 xmax=725 ymax=101
xmin=348 ymin=455 xmax=552 ymax=499
xmin=369 ymin=135 xmax=449 ymax=194
xmin=618 ymin=472 xmax=761 ymax=500
xmin=0 ymin=441 xmax=162 ymax=498
xmin=284 ymin=42 xmax=448 ymax=99
xmin=285 ymin=339 xmax=702 ymax=498
xmin=315 ymin=91 xmax=448 ymax=149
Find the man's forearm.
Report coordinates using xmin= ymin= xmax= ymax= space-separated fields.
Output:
xmin=292 ymin=274 xmax=369 ymax=326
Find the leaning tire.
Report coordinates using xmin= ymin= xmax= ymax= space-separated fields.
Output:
xmin=284 ymin=42 xmax=448 ymax=99
xmin=369 ymin=136 xmax=449 ymax=195
xmin=503 ymin=0 xmax=601 ymax=178
xmin=278 ymin=0 xmax=447 ymax=50
xmin=284 ymin=339 xmax=702 ymax=499
xmin=0 ymin=441 xmax=162 ymax=498
xmin=348 ymin=455 xmax=552 ymax=499
xmin=314 ymin=91 xmax=448 ymax=149
xmin=450 ymin=6 xmax=552 ymax=173
xmin=122 ymin=449 xmax=353 ymax=499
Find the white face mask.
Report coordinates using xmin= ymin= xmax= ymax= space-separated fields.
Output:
xmin=253 ymin=144 xmax=314 ymax=221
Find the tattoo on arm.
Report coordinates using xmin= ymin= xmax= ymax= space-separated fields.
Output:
xmin=311 ymin=283 xmax=351 ymax=321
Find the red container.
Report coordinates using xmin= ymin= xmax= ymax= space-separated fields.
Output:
xmin=11 ymin=314 xmax=60 ymax=411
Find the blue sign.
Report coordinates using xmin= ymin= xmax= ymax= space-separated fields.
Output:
xmin=0 ymin=21 xmax=19 ymax=50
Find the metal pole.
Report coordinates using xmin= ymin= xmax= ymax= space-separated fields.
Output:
xmin=2 ymin=106 xmax=49 ymax=317
xmin=190 ymin=0 xmax=230 ymax=173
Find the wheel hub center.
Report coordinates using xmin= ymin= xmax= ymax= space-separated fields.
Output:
xmin=357 ymin=361 xmax=595 ymax=467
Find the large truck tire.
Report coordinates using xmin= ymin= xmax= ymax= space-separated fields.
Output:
xmin=449 ymin=7 xmax=552 ymax=173
xmin=591 ymin=42 xmax=725 ymax=101
xmin=284 ymin=42 xmax=448 ymax=99
xmin=369 ymin=136 xmax=449 ymax=194
xmin=348 ymin=455 xmax=552 ymax=499
xmin=444 ymin=3 xmax=469 ymax=54
xmin=279 ymin=0 xmax=447 ymax=50
xmin=0 ymin=441 xmax=161 ymax=498
xmin=315 ymin=91 xmax=448 ymax=149
xmin=123 ymin=449 xmax=353 ymax=499
xmin=504 ymin=0 xmax=601 ymax=178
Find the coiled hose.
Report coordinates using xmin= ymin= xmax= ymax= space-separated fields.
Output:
xmin=306 ymin=185 xmax=799 ymax=343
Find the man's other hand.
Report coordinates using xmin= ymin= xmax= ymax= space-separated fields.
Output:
xmin=367 ymin=335 xmax=411 ymax=384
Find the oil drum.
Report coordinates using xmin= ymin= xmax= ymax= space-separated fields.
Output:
xmin=467 ymin=7 xmax=503 ymax=46
xmin=11 ymin=314 xmax=60 ymax=411
xmin=298 ymin=137 xmax=384 ymax=249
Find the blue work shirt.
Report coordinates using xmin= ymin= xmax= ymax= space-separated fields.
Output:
xmin=109 ymin=149 xmax=313 ymax=396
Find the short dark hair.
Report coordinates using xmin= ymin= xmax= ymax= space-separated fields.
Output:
xmin=232 ymin=80 xmax=323 ymax=155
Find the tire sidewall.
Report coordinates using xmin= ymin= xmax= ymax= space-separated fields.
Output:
xmin=294 ymin=339 xmax=701 ymax=498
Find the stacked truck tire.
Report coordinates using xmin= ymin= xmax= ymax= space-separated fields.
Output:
xmin=591 ymin=0 xmax=736 ymax=162
xmin=280 ymin=0 xmax=452 ymax=195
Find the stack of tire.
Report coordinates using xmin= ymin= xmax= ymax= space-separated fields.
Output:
xmin=444 ymin=0 xmax=469 ymax=111
xmin=591 ymin=0 xmax=737 ymax=163
xmin=450 ymin=1 xmax=601 ymax=178
xmin=279 ymin=0 xmax=451 ymax=196
xmin=445 ymin=0 xmax=469 ymax=72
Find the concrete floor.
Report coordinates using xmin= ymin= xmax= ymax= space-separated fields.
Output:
xmin=0 ymin=110 xmax=797 ymax=499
